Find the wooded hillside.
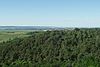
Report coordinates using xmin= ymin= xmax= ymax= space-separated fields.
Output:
xmin=0 ymin=28 xmax=100 ymax=67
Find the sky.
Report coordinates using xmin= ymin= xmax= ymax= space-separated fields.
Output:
xmin=0 ymin=0 xmax=100 ymax=27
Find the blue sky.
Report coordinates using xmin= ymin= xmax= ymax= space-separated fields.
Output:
xmin=0 ymin=0 xmax=100 ymax=27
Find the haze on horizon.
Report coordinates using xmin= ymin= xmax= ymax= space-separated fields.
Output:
xmin=0 ymin=0 xmax=100 ymax=27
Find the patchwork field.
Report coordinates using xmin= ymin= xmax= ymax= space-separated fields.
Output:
xmin=0 ymin=30 xmax=33 ymax=42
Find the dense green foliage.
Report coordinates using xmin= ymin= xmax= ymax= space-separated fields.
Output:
xmin=0 ymin=28 xmax=100 ymax=67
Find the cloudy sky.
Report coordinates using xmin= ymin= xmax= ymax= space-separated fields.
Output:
xmin=0 ymin=0 xmax=100 ymax=27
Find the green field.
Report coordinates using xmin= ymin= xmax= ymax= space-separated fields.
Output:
xmin=0 ymin=30 xmax=33 ymax=42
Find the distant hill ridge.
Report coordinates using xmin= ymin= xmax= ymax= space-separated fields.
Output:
xmin=0 ymin=26 xmax=64 ymax=30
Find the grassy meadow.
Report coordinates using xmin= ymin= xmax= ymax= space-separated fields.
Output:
xmin=0 ymin=30 xmax=33 ymax=42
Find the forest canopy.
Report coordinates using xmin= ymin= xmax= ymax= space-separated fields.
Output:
xmin=0 ymin=28 xmax=100 ymax=67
